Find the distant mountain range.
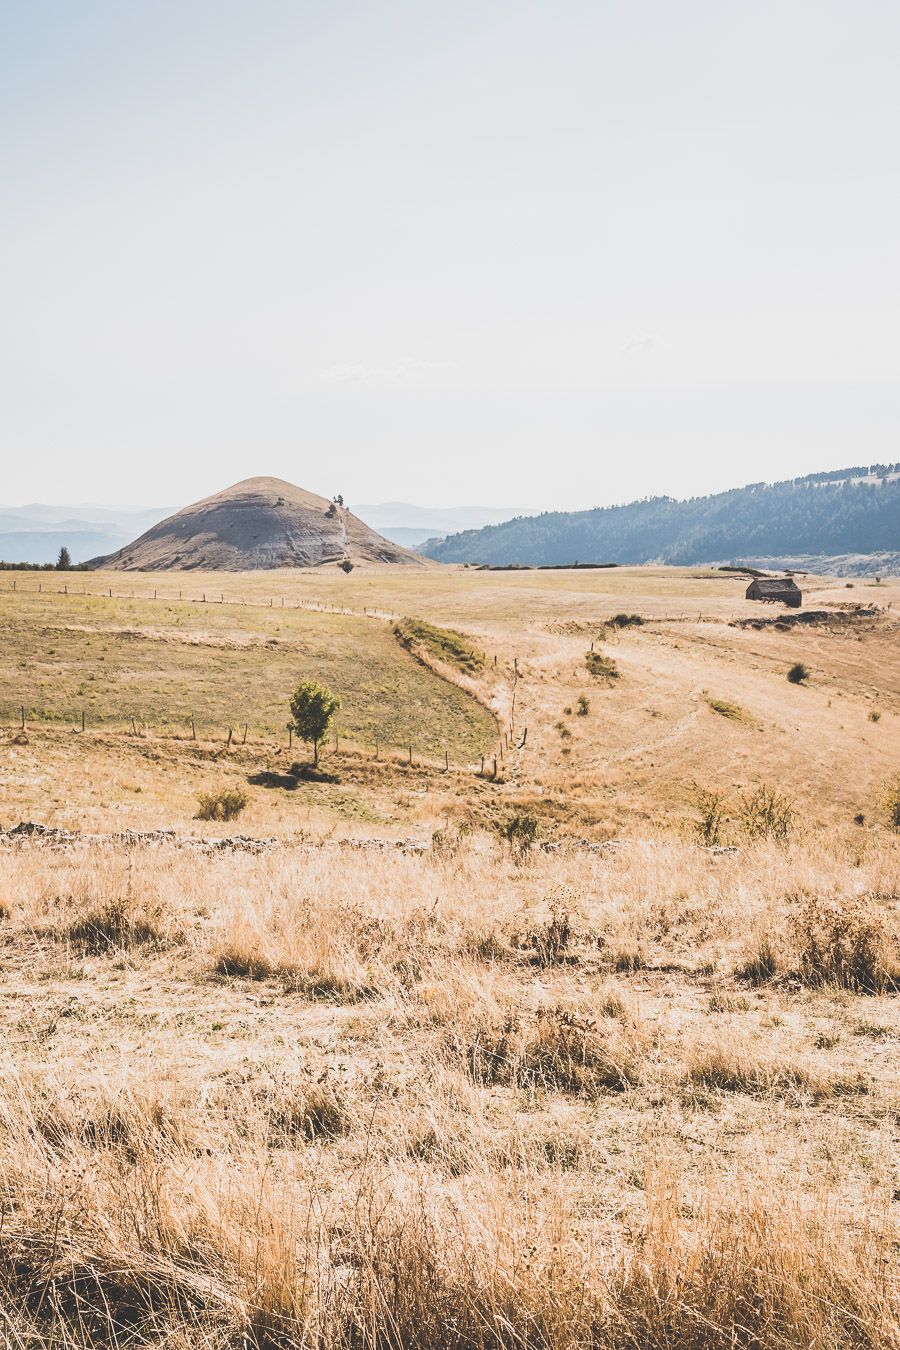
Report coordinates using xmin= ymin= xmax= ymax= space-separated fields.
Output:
xmin=0 ymin=499 xmax=525 ymax=563
xmin=351 ymin=502 xmax=528 ymax=548
xmin=0 ymin=503 xmax=170 ymax=565
xmin=420 ymin=467 xmax=900 ymax=574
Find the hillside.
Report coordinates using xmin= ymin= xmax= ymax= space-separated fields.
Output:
xmin=1 ymin=562 xmax=898 ymax=1347
xmin=422 ymin=467 xmax=900 ymax=569
xmin=89 ymin=477 xmax=427 ymax=571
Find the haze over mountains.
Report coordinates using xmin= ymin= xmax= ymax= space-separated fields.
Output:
xmin=421 ymin=467 xmax=900 ymax=575
xmin=0 ymin=504 xmax=170 ymax=565
xmin=350 ymin=503 xmax=528 ymax=548
xmin=0 ymin=499 xmax=525 ymax=564
xmin=4 ymin=466 xmax=898 ymax=575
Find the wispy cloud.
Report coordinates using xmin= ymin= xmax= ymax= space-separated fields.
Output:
xmin=316 ymin=356 xmax=454 ymax=387
xmin=620 ymin=333 xmax=659 ymax=356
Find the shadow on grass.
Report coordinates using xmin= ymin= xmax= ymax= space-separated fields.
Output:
xmin=248 ymin=763 xmax=341 ymax=790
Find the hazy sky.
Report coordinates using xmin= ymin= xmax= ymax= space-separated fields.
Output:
xmin=2 ymin=1 xmax=898 ymax=509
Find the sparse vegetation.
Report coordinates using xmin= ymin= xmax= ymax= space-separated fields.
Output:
xmin=695 ymin=787 xmax=725 ymax=846
xmin=585 ymin=649 xmax=619 ymax=680
xmin=707 ymin=697 xmax=744 ymax=720
xmin=883 ymin=775 xmax=900 ymax=831
xmin=501 ymin=812 xmax=539 ymax=856
xmin=393 ymin=616 xmax=485 ymax=675
xmin=787 ymin=662 xmax=811 ymax=684
xmin=740 ymin=784 xmax=794 ymax=841
xmin=576 ymin=694 xmax=590 ymax=715
xmin=196 ymin=786 xmax=248 ymax=820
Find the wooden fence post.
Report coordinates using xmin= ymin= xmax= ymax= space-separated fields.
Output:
xmin=243 ymin=724 xmax=248 ymax=744
xmin=226 ymin=727 xmax=233 ymax=750
xmin=492 ymin=756 xmax=497 ymax=778
xmin=131 ymin=718 xmax=137 ymax=736
xmin=408 ymin=744 xmax=412 ymax=766
xmin=191 ymin=717 xmax=196 ymax=741
xmin=20 ymin=706 xmax=25 ymax=730
xmin=375 ymin=736 xmax=379 ymax=760
xmin=444 ymin=749 xmax=449 ymax=771
xmin=81 ymin=710 xmax=85 ymax=732
xmin=480 ymin=755 xmax=485 ymax=774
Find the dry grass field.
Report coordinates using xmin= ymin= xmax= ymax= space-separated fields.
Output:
xmin=0 ymin=564 xmax=897 ymax=1346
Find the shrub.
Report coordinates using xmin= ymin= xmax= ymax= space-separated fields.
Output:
xmin=608 ymin=613 xmax=643 ymax=627
xmin=787 ymin=662 xmax=810 ymax=684
xmin=738 ymin=933 xmax=779 ymax=985
xmin=869 ymin=710 xmax=881 ymax=722
xmin=466 ymin=1007 xmax=640 ymax=1096
xmin=739 ymin=785 xmax=793 ymax=841
xmin=67 ymin=895 xmax=169 ymax=954
xmin=522 ymin=910 xmax=571 ymax=967
xmin=501 ymin=813 xmax=538 ymax=856
xmin=576 ymin=694 xmax=590 ymax=716
xmin=791 ymin=894 xmax=898 ymax=993
xmin=585 ymin=651 xmax=619 ymax=681
xmin=196 ymin=787 xmax=248 ymax=821
xmin=883 ymin=775 xmax=900 ymax=831
xmin=695 ymin=788 xmax=725 ymax=847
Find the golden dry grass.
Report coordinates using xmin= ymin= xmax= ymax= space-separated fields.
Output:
xmin=0 ymin=833 xmax=895 ymax=1345
xmin=0 ymin=564 xmax=897 ymax=1345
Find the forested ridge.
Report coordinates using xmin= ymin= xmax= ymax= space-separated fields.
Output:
xmin=423 ymin=467 xmax=900 ymax=566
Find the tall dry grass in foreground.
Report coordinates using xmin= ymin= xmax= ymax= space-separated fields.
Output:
xmin=0 ymin=831 xmax=896 ymax=1346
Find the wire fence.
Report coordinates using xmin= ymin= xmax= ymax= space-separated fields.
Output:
xmin=1 ymin=576 xmax=399 ymax=621
xmin=1 ymin=705 xmax=519 ymax=779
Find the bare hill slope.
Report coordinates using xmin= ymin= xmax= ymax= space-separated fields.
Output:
xmin=89 ymin=477 xmax=428 ymax=571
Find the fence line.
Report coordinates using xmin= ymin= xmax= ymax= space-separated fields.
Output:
xmin=2 ymin=578 xmax=400 ymax=622
xmin=2 ymin=708 xmax=511 ymax=779
xmin=2 ymin=581 xmax=800 ymax=627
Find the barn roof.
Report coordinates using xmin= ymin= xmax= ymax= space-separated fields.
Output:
xmin=749 ymin=577 xmax=801 ymax=594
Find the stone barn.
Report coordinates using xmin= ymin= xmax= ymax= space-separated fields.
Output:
xmin=745 ymin=577 xmax=802 ymax=607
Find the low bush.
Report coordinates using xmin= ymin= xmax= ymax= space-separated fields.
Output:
xmin=787 ymin=662 xmax=810 ymax=684
xmin=585 ymin=651 xmax=619 ymax=681
xmin=196 ymin=787 xmax=248 ymax=821
xmin=466 ymin=1006 xmax=641 ymax=1096
xmin=883 ymin=775 xmax=900 ymax=831
xmin=695 ymin=788 xmax=725 ymax=846
xmin=791 ymin=893 xmax=898 ymax=994
xmin=740 ymin=785 xmax=793 ymax=841
xmin=501 ymin=812 xmax=539 ymax=856
xmin=67 ymin=895 xmax=170 ymax=954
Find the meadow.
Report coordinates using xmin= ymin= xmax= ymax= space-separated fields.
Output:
xmin=0 ymin=563 xmax=897 ymax=1346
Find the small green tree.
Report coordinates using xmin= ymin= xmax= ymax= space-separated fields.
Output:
xmin=289 ymin=680 xmax=341 ymax=765
xmin=56 ymin=546 xmax=71 ymax=571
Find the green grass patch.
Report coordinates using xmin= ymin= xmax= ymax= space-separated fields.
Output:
xmin=0 ymin=594 xmax=496 ymax=759
xmin=393 ymin=616 xmax=485 ymax=676
xmin=707 ymin=698 xmax=745 ymax=721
